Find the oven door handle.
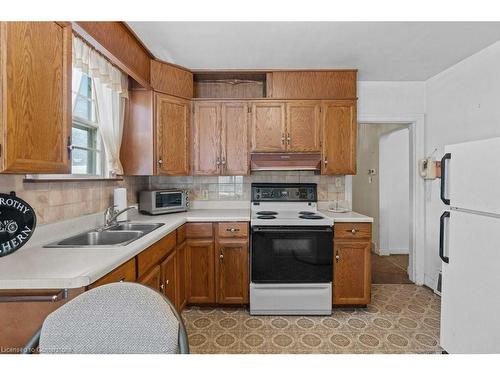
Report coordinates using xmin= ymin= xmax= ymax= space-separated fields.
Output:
xmin=252 ymin=226 xmax=332 ymax=233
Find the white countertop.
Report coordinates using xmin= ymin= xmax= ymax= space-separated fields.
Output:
xmin=0 ymin=207 xmax=371 ymax=290
xmin=319 ymin=209 xmax=374 ymax=223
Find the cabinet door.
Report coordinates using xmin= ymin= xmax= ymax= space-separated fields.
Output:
xmin=88 ymin=258 xmax=136 ymax=289
xmin=1 ymin=22 xmax=71 ymax=173
xmin=161 ymin=250 xmax=177 ymax=306
xmin=187 ymin=238 xmax=215 ymax=303
xmin=138 ymin=264 xmax=162 ymax=292
xmin=321 ymin=100 xmax=357 ymax=175
xmin=333 ymin=240 xmax=371 ymax=305
xmin=192 ymin=102 xmax=221 ymax=175
xmin=286 ymin=102 xmax=321 ymax=152
xmin=250 ymin=102 xmax=286 ymax=152
xmin=221 ymin=102 xmax=249 ymax=175
xmin=176 ymin=241 xmax=188 ymax=311
xmin=155 ymin=93 xmax=190 ymax=175
xmin=215 ymin=239 xmax=249 ymax=304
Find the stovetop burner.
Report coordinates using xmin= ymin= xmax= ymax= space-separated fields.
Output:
xmin=257 ymin=215 xmax=276 ymax=219
xmin=299 ymin=215 xmax=324 ymax=220
xmin=257 ymin=211 xmax=278 ymax=216
xmin=299 ymin=211 xmax=315 ymax=215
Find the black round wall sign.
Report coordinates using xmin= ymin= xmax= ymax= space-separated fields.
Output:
xmin=0 ymin=192 xmax=36 ymax=257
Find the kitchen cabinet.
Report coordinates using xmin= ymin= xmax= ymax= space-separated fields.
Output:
xmin=333 ymin=222 xmax=372 ymax=305
xmin=192 ymin=101 xmax=249 ymax=175
xmin=151 ymin=60 xmax=193 ymax=99
xmin=321 ymin=100 xmax=357 ymax=175
xmin=187 ymin=237 xmax=216 ymax=304
xmin=286 ymin=101 xmax=321 ymax=152
xmin=215 ymin=239 xmax=249 ymax=304
xmin=176 ymin=241 xmax=188 ymax=311
xmin=266 ymin=70 xmax=357 ymax=99
xmin=0 ymin=21 xmax=72 ymax=173
xmin=156 ymin=93 xmax=191 ymax=175
xmin=250 ymin=101 xmax=321 ymax=153
xmin=250 ymin=102 xmax=286 ymax=152
xmin=88 ymin=258 xmax=137 ymax=289
xmin=138 ymin=265 xmax=162 ymax=292
xmin=161 ymin=251 xmax=177 ymax=305
xmin=122 ymin=91 xmax=191 ymax=176
xmin=186 ymin=222 xmax=250 ymax=304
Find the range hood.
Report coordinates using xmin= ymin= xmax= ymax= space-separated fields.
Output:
xmin=250 ymin=152 xmax=322 ymax=171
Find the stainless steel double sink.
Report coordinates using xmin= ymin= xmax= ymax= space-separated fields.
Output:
xmin=44 ymin=222 xmax=164 ymax=248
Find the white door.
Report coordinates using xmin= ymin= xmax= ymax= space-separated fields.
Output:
xmin=444 ymin=137 xmax=500 ymax=215
xmin=441 ymin=209 xmax=500 ymax=353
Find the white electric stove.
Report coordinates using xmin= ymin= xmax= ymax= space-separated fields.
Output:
xmin=249 ymin=183 xmax=334 ymax=315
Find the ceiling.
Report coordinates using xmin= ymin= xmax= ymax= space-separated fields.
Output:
xmin=127 ymin=22 xmax=500 ymax=81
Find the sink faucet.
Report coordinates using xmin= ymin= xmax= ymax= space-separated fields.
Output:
xmin=103 ymin=205 xmax=136 ymax=229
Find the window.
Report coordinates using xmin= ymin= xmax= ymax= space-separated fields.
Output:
xmin=71 ymin=72 xmax=103 ymax=175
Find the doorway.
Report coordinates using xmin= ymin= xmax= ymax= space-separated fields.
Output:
xmin=352 ymin=123 xmax=412 ymax=284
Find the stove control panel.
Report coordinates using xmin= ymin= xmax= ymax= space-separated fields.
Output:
xmin=251 ymin=183 xmax=317 ymax=202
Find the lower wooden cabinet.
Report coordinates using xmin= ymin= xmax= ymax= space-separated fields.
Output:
xmin=176 ymin=241 xmax=188 ymax=311
xmin=186 ymin=222 xmax=249 ymax=305
xmin=138 ymin=264 xmax=162 ymax=292
xmin=333 ymin=222 xmax=372 ymax=305
xmin=187 ymin=238 xmax=216 ymax=303
xmin=215 ymin=239 xmax=249 ymax=304
xmin=161 ymin=251 xmax=177 ymax=305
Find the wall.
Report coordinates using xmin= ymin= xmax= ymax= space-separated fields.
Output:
xmin=352 ymin=124 xmax=407 ymax=252
xmin=0 ymin=175 xmax=148 ymax=225
xmin=424 ymin=40 xmax=500 ymax=289
xmin=151 ymin=172 xmax=346 ymax=204
xmin=379 ymin=127 xmax=410 ymax=255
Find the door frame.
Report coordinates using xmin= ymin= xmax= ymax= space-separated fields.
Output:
xmin=345 ymin=114 xmax=425 ymax=285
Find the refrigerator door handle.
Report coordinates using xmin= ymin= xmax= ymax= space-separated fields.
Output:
xmin=439 ymin=211 xmax=450 ymax=264
xmin=440 ymin=153 xmax=451 ymax=205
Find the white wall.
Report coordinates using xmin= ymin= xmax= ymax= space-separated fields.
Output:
xmin=424 ymin=40 xmax=500 ymax=289
xmin=379 ymin=128 xmax=410 ymax=255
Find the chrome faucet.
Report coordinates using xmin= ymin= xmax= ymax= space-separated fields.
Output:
xmin=103 ymin=205 xmax=136 ymax=229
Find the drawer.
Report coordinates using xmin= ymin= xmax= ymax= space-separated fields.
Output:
xmin=334 ymin=222 xmax=372 ymax=240
xmin=185 ymin=222 xmax=213 ymax=238
xmin=177 ymin=224 xmax=186 ymax=244
xmin=217 ymin=222 xmax=248 ymax=238
xmin=89 ymin=258 xmax=136 ymax=289
xmin=137 ymin=231 xmax=176 ymax=277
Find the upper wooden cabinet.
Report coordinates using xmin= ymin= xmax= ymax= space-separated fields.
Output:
xmin=156 ymin=93 xmax=191 ymax=175
xmin=151 ymin=60 xmax=193 ymax=99
xmin=122 ymin=91 xmax=190 ymax=175
xmin=250 ymin=102 xmax=286 ymax=152
xmin=286 ymin=102 xmax=321 ymax=152
xmin=321 ymin=100 xmax=357 ymax=175
xmin=192 ymin=101 xmax=249 ymax=175
xmin=0 ymin=22 xmax=72 ymax=173
xmin=250 ymin=101 xmax=321 ymax=153
xmin=267 ymin=70 xmax=357 ymax=99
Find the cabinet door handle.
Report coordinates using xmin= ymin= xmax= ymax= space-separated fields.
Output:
xmin=219 ymin=249 xmax=224 ymax=261
xmin=221 ymin=159 xmax=226 ymax=165
xmin=160 ymin=282 xmax=165 ymax=291
xmin=165 ymin=279 xmax=170 ymax=285
xmin=335 ymin=251 xmax=340 ymax=263
xmin=324 ymin=158 xmax=328 ymax=165
xmin=158 ymin=157 xmax=163 ymax=165
xmin=281 ymin=133 xmax=285 ymax=145
xmin=287 ymin=133 xmax=291 ymax=145
xmin=216 ymin=157 xmax=221 ymax=167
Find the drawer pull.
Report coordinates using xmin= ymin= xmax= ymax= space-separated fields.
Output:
xmin=0 ymin=289 xmax=68 ymax=303
xmin=226 ymin=228 xmax=240 ymax=232
xmin=349 ymin=229 xmax=357 ymax=234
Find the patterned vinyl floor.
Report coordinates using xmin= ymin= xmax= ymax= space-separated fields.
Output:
xmin=181 ymin=284 xmax=442 ymax=354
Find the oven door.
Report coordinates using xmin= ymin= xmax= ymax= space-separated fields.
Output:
xmin=251 ymin=226 xmax=333 ymax=283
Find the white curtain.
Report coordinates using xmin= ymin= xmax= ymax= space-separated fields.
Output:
xmin=72 ymin=35 xmax=128 ymax=175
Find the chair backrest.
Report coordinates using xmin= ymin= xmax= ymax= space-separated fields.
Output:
xmin=39 ymin=282 xmax=186 ymax=354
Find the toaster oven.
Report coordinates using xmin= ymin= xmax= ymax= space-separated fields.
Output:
xmin=139 ymin=190 xmax=189 ymax=215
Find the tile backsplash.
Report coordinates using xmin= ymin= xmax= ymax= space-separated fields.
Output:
xmin=150 ymin=171 xmax=346 ymax=203
xmin=0 ymin=175 xmax=148 ymax=225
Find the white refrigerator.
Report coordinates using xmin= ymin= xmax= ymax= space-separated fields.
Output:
xmin=439 ymin=136 xmax=500 ymax=353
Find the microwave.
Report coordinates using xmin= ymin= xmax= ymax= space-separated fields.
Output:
xmin=139 ymin=189 xmax=189 ymax=215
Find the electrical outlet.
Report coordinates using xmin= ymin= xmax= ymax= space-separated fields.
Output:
xmin=335 ymin=177 xmax=342 ymax=188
